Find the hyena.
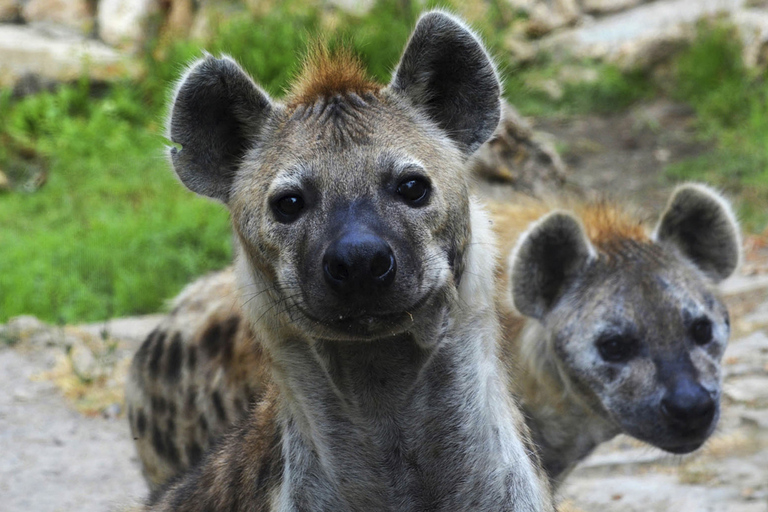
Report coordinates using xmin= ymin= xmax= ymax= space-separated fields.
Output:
xmin=493 ymin=183 xmax=741 ymax=485
xmin=128 ymin=183 xmax=741 ymax=493
xmin=129 ymin=11 xmax=554 ymax=511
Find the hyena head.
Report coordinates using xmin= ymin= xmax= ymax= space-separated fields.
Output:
xmin=166 ymin=11 xmax=500 ymax=341
xmin=510 ymin=184 xmax=741 ymax=454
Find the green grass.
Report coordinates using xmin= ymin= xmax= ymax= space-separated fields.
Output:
xmin=664 ymin=22 xmax=768 ymax=231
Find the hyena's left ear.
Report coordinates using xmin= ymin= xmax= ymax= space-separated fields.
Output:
xmin=389 ymin=10 xmax=501 ymax=156
xmin=509 ymin=212 xmax=596 ymax=320
xmin=653 ymin=183 xmax=742 ymax=282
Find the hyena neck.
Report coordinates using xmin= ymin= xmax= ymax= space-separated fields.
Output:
xmin=517 ymin=322 xmax=619 ymax=485
xmin=237 ymin=201 xmax=549 ymax=511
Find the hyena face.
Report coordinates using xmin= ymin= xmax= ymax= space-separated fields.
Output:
xmin=511 ymin=184 xmax=741 ymax=454
xmin=168 ymin=13 xmax=500 ymax=341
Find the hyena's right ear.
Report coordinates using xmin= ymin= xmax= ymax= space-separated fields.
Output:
xmin=168 ymin=55 xmax=275 ymax=202
xmin=653 ymin=183 xmax=741 ymax=282
xmin=389 ymin=10 xmax=501 ymax=156
xmin=509 ymin=212 xmax=596 ymax=320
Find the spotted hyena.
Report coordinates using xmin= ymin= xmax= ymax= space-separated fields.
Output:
xmin=493 ymin=183 xmax=741 ymax=485
xmin=128 ymin=11 xmax=553 ymax=511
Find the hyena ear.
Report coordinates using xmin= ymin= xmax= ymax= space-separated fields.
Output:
xmin=653 ymin=183 xmax=741 ymax=282
xmin=389 ymin=10 xmax=501 ymax=156
xmin=167 ymin=55 xmax=275 ymax=202
xmin=509 ymin=212 xmax=596 ymax=320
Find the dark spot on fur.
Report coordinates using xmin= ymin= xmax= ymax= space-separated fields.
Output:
xmin=165 ymin=332 xmax=183 ymax=382
xmin=201 ymin=323 xmax=222 ymax=358
xmin=199 ymin=415 xmax=209 ymax=434
xmin=186 ymin=441 xmax=203 ymax=466
xmin=149 ymin=330 xmax=167 ymax=376
xmin=212 ymin=391 xmax=227 ymax=422
xmin=234 ymin=397 xmax=245 ymax=414
xmin=220 ymin=316 xmax=240 ymax=364
xmin=168 ymin=400 xmax=177 ymax=417
xmin=152 ymin=423 xmax=166 ymax=457
xmin=185 ymin=386 xmax=197 ymax=417
xmin=135 ymin=329 xmax=157 ymax=365
xmin=152 ymin=395 xmax=167 ymax=415
xmin=164 ymin=429 xmax=180 ymax=467
xmin=167 ymin=416 xmax=176 ymax=437
xmin=187 ymin=345 xmax=197 ymax=370
xmin=136 ymin=409 xmax=147 ymax=436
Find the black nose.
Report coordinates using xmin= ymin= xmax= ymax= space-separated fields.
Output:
xmin=323 ymin=229 xmax=396 ymax=295
xmin=661 ymin=379 xmax=716 ymax=434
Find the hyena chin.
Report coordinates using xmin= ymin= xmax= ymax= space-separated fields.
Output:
xmin=496 ymin=183 xmax=741 ymax=486
xmin=134 ymin=11 xmax=553 ymax=511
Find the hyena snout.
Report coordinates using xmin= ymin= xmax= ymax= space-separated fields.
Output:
xmin=660 ymin=378 xmax=717 ymax=444
xmin=323 ymin=227 xmax=397 ymax=295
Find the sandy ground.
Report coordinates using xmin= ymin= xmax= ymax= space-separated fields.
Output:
xmin=2 ymin=99 xmax=767 ymax=511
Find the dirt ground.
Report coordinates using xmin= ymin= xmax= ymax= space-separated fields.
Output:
xmin=2 ymin=100 xmax=767 ymax=511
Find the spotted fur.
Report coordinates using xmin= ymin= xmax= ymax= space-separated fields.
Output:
xmin=129 ymin=10 xmax=553 ymax=511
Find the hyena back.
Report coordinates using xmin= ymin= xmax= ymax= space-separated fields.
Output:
xmin=129 ymin=11 xmax=553 ymax=511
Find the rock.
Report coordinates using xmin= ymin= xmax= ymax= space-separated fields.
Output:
xmin=540 ymin=0 xmax=748 ymax=69
xmin=471 ymin=102 xmax=567 ymax=195
xmin=582 ymin=0 xmax=645 ymax=15
xmin=0 ymin=315 xmax=51 ymax=346
xmin=508 ymin=0 xmax=581 ymax=37
xmin=740 ymin=409 xmax=768 ymax=429
xmin=0 ymin=24 xmax=134 ymax=88
xmin=0 ymin=0 xmax=20 ymax=22
xmin=734 ymin=9 xmax=768 ymax=68
xmin=98 ymin=0 xmax=161 ymax=52
xmin=22 ymin=0 xmax=94 ymax=35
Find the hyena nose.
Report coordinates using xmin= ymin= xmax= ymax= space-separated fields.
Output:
xmin=661 ymin=380 xmax=716 ymax=433
xmin=323 ymin=230 xmax=396 ymax=294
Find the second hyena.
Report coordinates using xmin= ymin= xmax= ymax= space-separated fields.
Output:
xmin=130 ymin=11 xmax=553 ymax=511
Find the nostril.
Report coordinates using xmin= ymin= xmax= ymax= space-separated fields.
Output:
xmin=661 ymin=389 xmax=716 ymax=431
xmin=324 ymin=258 xmax=349 ymax=282
xmin=370 ymin=251 xmax=395 ymax=279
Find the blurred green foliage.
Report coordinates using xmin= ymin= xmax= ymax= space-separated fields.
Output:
xmin=0 ymin=1 xmax=765 ymax=323
xmin=665 ymin=22 xmax=768 ymax=231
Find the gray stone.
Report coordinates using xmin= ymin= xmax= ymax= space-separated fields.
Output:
xmin=470 ymin=102 xmax=567 ymax=195
xmin=582 ymin=0 xmax=645 ymax=15
xmin=0 ymin=24 xmax=133 ymax=88
xmin=97 ymin=0 xmax=161 ymax=52
xmin=734 ymin=9 xmax=768 ymax=68
xmin=508 ymin=0 xmax=581 ymax=36
xmin=721 ymin=273 xmax=768 ymax=297
xmin=740 ymin=409 xmax=768 ymax=429
xmin=540 ymin=0 xmax=748 ymax=69
xmin=22 ymin=0 xmax=94 ymax=35
xmin=724 ymin=375 xmax=768 ymax=404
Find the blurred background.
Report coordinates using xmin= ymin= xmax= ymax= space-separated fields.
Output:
xmin=0 ymin=0 xmax=767 ymax=511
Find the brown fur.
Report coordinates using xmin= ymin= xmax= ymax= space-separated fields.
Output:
xmin=286 ymin=44 xmax=381 ymax=108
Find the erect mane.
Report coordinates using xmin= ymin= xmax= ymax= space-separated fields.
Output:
xmin=575 ymin=201 xmax=649 ymax=250
xmin=286 ymin=43 xmax=381 ymax=107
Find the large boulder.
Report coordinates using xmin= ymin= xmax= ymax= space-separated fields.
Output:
xmin=21 ymin=0 xmax=94 ymax=35
xmin=471 ymin=101 xmax=567 ymax=195
xmin=97 ymin=0 xmax=161 ymax=52
xmin=0 ymin=23 xmax=134 ymax=88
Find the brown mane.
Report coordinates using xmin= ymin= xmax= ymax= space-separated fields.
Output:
xmin=286 ymin=43 xmax=381 ymax=107
xmin=576 ymin=201 xmax=649 ymax=249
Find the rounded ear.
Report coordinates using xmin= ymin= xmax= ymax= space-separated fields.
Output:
xmin=168 ymin=55 xmax=276 ymax=203
xmin=653 ymin=183 xmax=741 ymax=282
xmin=509 ymin=212 xmax=595 ymax=320
xmin=388 ymin=10 xmax=501 ymax=157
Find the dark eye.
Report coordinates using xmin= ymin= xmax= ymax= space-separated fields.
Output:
xmin=397 ymin=177 xmax=430 ymax=206
xmin=273 ymin=194 xmax=304 ymax=221
xmin=691 ymin=317 xmax=713 ymax=345
xmin=596 ymin=334 xmax=639 ymax=363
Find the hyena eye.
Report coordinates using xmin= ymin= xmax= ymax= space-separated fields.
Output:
xmin=691 ymin=317 xmax=713 ymax=345
xmin=596 ymin=334 xmax=639 ymax=363
xmin=272 ymin=194 xmax=305 ymax=222
xmin=397 ymin=177 xmax=430 ymax=206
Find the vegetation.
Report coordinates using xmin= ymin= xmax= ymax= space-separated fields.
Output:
xmin=0 ymin=1 xmax=764 ymax=323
